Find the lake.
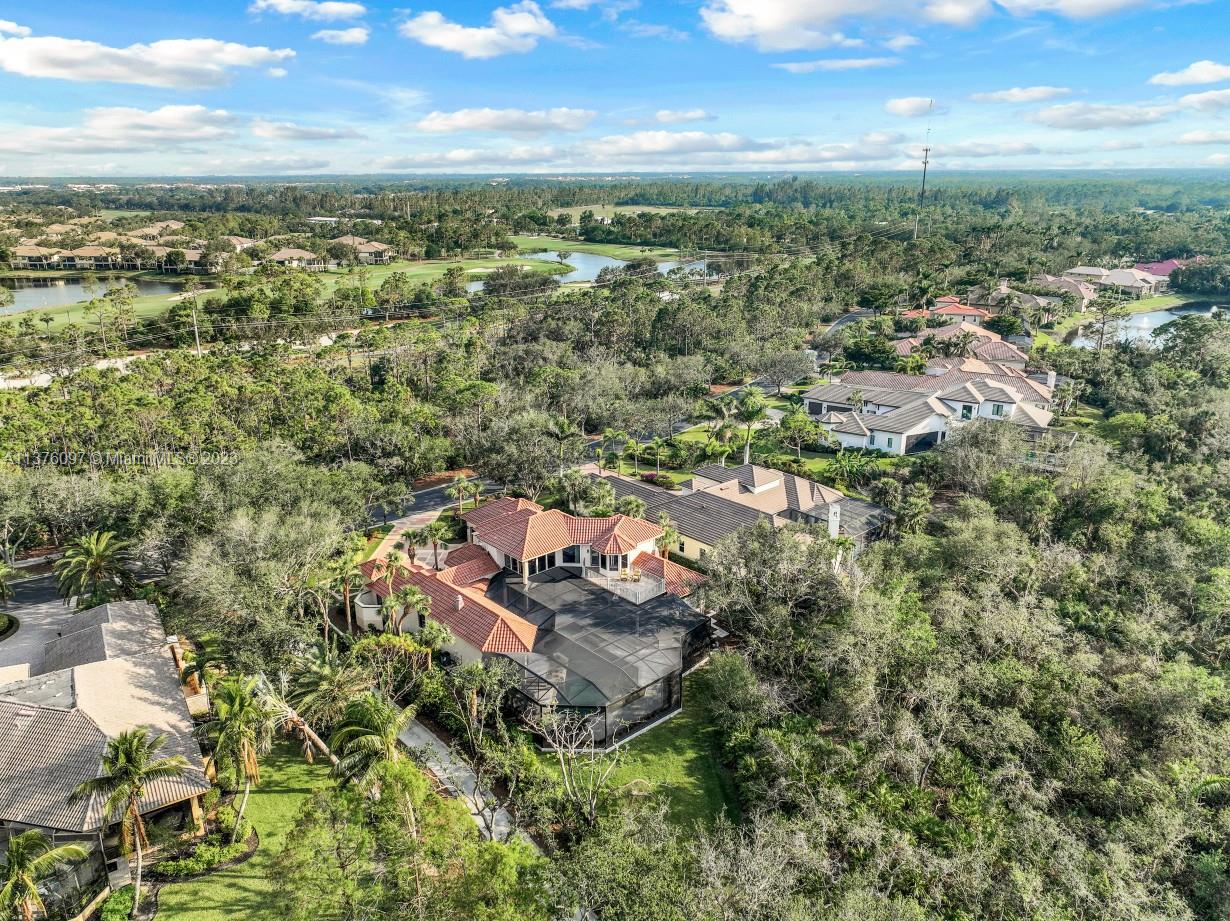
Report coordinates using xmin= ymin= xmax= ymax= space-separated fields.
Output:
xmin=0 ymin=275 xmax=197 ymax=315
xmin=1072 ymin=301 xmax=1224 ymax=348
xmin=521 ymin=250 xmax=682 ymax=283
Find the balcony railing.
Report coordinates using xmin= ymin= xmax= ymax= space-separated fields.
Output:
xmin=582 ymin=566 xmax=666 ymax=605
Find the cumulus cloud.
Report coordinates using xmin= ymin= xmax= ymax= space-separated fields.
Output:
xmin=580 ymin=130 xmax=772 ymax=157
xmin=1178 ymin=88 xmax=1230 ymax=111
xmin=699 ymin=0 xmax=1153 ymax=51
xmin=970 ymin=85 xmax=1070 ymax=103
xmin=883 ymin=34 xmax=920 ymax=51
xmin=1029 ymin=101 xmax=1173 ymax=129
xmin=0 ymin=19 xmax=31 ymax=35
xmin=655 ymin=109 xmax=715 ymax=123
xmin=0 ymin=105 xmax=238 ymax=154
xmin=312 ymin=27 xmax=369 ymax=44
xmin=200 ymin=155 xmax=332 ymax=174
xmin=1149 ymin=60 xmax=1230 ymax=86
xmin=885 ymin=96 xmax=939 ymax=117
xmin=775 ymin=57 xmax=899 ymax=73
xmin=415 ymin=106 xmax=595 ymax=133
xmin=928 ymin=140 xmax=1043 ymax=157
xmin=0 ymin=27 xmax=294 ymax=88
xmin=1177 ymin=129 xmax=1230 ymax=144
xmin=378 ymin=146 xmax=561 ymax=168
xmin=249 ymin=0 xmax=365 ymax=20
xmin=398 ymin=1 xmax=557 ymax=58
xmin=252 ymin=119 xmax=363 ymax=140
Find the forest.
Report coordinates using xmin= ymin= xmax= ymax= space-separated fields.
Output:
xmin=1 ymin=175 xmax=1229 ymax=921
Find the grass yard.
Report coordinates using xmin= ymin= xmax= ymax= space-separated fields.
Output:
xmin=156 ymin=745 xmax=331 ymax=921
xmin=357 ymin=524 xmax=393 ymax=563
xmin=18 ymin=287 xmax=204 ymax=332
xmin=315 ymin=255 xmax=567 ymax=296
xmin=509 ymin=234 xmax=678 ymax=261
xmin=538 ymin=677 xmax=739 ymax=829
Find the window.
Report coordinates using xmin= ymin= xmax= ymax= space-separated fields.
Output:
xmin=589 ymin=549 xmax=600 ymax=567
xmin=886 ymin=437 xmax=894 ymax=449
xmin=992 ymin=403 xmax=1004 ymax=417
xmin=868 ymin=434 xmax=876 ymax=446
xmin=961 ymin=405 xmax=973 ymax=420
xmin=678 ymin=540 xmax=686 ymax=553
xmin=418 ymin=611 xmax=427 ymax=629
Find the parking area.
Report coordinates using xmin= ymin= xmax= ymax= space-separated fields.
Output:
xmin=0 ymin=573 xmax=74 ymax=675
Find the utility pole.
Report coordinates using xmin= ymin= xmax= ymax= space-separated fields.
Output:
xmin=190 ymin=300 xmax=202 ymax=358
xmin=913 ymin=100 xmax=934 ymax=242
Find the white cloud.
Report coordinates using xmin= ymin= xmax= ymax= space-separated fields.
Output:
xmin=312 ymin=27 xmax=370 ymax=44
xmin=582 ymin=130 xmax=772 ymax=157
xmin=1177 ymin=129 xmax=1230 ymax=145
xmin=1149 ymin=60 xmax=1230 ymax=86
xmin=699 ymin=0 xmax=1152 ymax=51
xmin=885 ymin=96 xmax=938 ymax=117
xmin=0 ymin=28 xmax=294 ymax=88
xmin=1178 ymin=88 xmax=1230 ymax=111
xmin=249 ymin=0 xmax=365 ymax=21
xmin=883 ymin=34 xmax=920 ymax=51
xmin=398 ymin=1 xmax=557 ymax=58
xmin=0 ymin=105 xmax=238 ymax=155
xmin=1030 ymin=101 xmax=1173 ymax=129
xmin=252 ymin=119 xmax=363 ymax=140
xmin=929 ymin=140 xmax=1043 ymax=157
xmin=1207 ymin=153 xmax=1230 ymax=166
xmin=970 ymin=85 xmax=1070 ymax=102
xmin=655 ymin=109 xmax=715 ymax=123
xmin=0 ymin=20 xmax=31 ymax=36
xmin=379 ymin=146 xmax=561 ymax=168
xmin=621 ymin=20 xmax=690 ymax=40
xmin=198 ymin=155 xmax=332 ymax=174
xmin=415 ymin=106 xmax=595 ymax=133
xmin=775 ymin=57 xmax=899 ymax=73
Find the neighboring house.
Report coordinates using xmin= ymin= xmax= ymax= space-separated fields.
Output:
xmin=221 ymin=235 xmax=255 ymax=252
xmin=1102 ymin=267 xmax=1166 ymax=298
xmin=1033 ymin=274 xmax=1098 ymax=310
xmin=0 ymin=601 xmax=210 ymax=896
xmin=805 ymin=366 xmax=1054 ymax=455
xmin=60 ymin=247 xmax=121 ymax=271
xmin=266 ymin=247 xmax=326 ymax=270
xmin=967 ymin=281 xmax=1062 ymax=325
xmin=331 ymin=236 xmax=394 ymax=264
xmin=1135 ymin=259 xmax=1182 ymax=277
xmin=354 ymin=498 xmax=709 ymax=748
xmin=902 ymin=303 xmax=993 ymax=325
xmin=9 ymin=245 xmax=62 ymax=269
xmin=597 ymin=463 xmax=868 ymax=557
xmin=893 ymin=322 xmax=1030 ymax=369
xmin=1064 ymin=266 xmax=1111 ymax=284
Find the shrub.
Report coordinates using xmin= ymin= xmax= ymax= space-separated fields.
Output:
xmin=214 ymin=803 xmax=249 ymax=841
xmin=639 ymin=472 xmax=680 ymax=490
xmin=154 ymin=834 xmax=247 ymax=878
xmin=100 ymin=886 xmax=136 ymax=921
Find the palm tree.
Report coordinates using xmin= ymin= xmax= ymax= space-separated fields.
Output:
xmin=615 ymin=495 xmax=647 ymax=519
xmin=53 ymin=530 xmax=132 ymax=607
xmin=655 ymin=514 xmax=680 ymax=560
xmin=649 ymin=437 xmax=667 ymax=474
xmin=254 ymin=672 xmax=339 ymax=768
xmin=734 ymin=391 xmax=768 ymax=465
xmin=291 ymin=644 xmax=373 ymax=730
xmin=445 ymin=474 xmax=473 ymax=516
xmin=421 ymin=519 xmax=452 ymax=571
xmin=330 ymin=692 xmax=416 ymax=788
xmin=828 ymin=450 xmax=876 ymax=489
xmin=623 ymin=436 xmax=642 ymax=474
xmin=417 ymin=619 xmax=454 ymax=670
xmin=702 ymin=395 xmax=734 ymax=436
xmin=895 ymin=353 xmax=927 ymax=375
xmin=557 ymin=468 xmax=594 ymax=514
xmin=73 ymin=728 xmax=188 ymax=918
xmin=544 ymin=414 xmax=583 ymax=477
xmin=200 ymin=678 xmax=274 ymax=842
xmin=331 ymin=537 xmax=367 ymax=634
xmin=1 ymin=829 xmax=88 ymax=921
xmin=600 ymin=428 xmax=626 ymax=474
xmin=384 ymin=583 xmax=430 ymax=636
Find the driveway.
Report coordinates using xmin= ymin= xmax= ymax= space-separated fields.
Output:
xmin=0 ymin=574 xmax=74 ymax=675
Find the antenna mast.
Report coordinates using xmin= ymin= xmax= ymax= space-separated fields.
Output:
xmin=913 ymin=100 xmax=934 ymax=241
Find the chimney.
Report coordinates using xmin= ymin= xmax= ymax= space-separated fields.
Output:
xmin=455 ymin=593 xmax=464 ymax=612
xmin=1046 ymin=370 xmax=1057 ymax=389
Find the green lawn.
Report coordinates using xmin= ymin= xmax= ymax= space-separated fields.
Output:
xmin=538 ymin=678 xmax=739 ymax=829
xmin=356 ymin=525 xmax=393 ymax=563
xmin=315 ymin=255 xmax=567 ymax=296
xmin=156 ymin=745 xmax=331 ymax=921
xmin=546 ymin=204 xmax=718 ymax=221
xmin=508 ymin=235 xmax=678 ymax=261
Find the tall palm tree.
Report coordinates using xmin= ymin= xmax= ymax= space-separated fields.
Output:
xmin=445 ymin=474 xmax=473 ymax=516
xmin=417 ymin=619 xmax=454 ymax=670
xmin=623 ymin=436 xmax=642 ymax=474
xmin=649 ymin=437 xmax=667 ymax=474
xmin=655 ymin=514 xmax=680 ymax=560
xmin=331 ymin=538 xmax=367 ymax=634
xmin=330 ymin=692 xmax=416 ymax=788
xmin=384 ymin=583 xmax=431 ymax=636
xmin=73 ymin=728 xmax=188 ymax=919
xmin=544 ymin=414 xmax=583 ymax=477
xmin=600 ymin=428 xmax=626 ymax=473
xmin=200 ymin=678 xmax=274 ymax=842
xmin=421 ymin=519 xmax=452 ymax=571
xmin=702 ymin=395 xmax=734 ymax=436
xmin=53 ymin=530 xmax=132 ymax=607
xmin=291 ymin=644 xmax=373 ymax=731
xmin=734 ymin=391 xmax=768 ymax=465
xmin=1 ymin=829 xmax=88 ymax=921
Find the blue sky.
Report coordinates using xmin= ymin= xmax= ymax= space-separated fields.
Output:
xmin=0 ymin=0 xmax=1228 ymax=176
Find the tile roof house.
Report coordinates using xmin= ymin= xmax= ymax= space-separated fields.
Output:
xmin=354 ymin=498 xmax=709 ymax=749
xmin=1033 ymin=274 xmax=1099 ymax=309
xmin=8 ymin=245 xmax=63 ymax=269
xmin=1102 ymin=267 xmax=1166 ymax=297
xmin=893 ymin=322 xmax=1030 ymax=369
xmin=805 ymin=365 xmax=1053 ymax=455
xmin=267 ymin=247 xmax=326 ymax=270
xmin=0 ymin=601 xmax=209 ymax=843
xmin=1135 ymin=259 xmax=1182 ymax=277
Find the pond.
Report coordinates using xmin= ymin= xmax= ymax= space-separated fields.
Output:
xmin=1072 ymin=300 xmax=1223 ymax=347
xmin=521 ymin=250 xmax=682 ymax=283
xmin=0 ymin=275 xmax=198 ymax=315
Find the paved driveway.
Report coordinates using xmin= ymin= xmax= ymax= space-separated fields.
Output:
xmin=0 ymin=574 xmax=74 ymax=675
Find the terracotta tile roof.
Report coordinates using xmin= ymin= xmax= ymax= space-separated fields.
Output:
xmin=461 ymin=497 xmax=542 ymax=528
xmin=467 ymin=499 xmax=661 ymax=561
xmin=360 ymin=559 xmax=536 ymax=654
xmin=631 ymin=551 xmax=707 ymax=597
xmin=438 ymin=545 xmax=501 ymax=586
xmin=932 ymin=303 xmax=991 ymax=318
xmin=568 ymin=515 xmax=662 ymax=554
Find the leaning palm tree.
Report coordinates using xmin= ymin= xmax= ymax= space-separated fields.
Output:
xmin=1 ymin=829 xmax=88 ymax=921
xmin=330 ymin=692 xmax=417 ymax=789
xmin=254 ymin=672 xmax=339 ymax=768
xmin=384 ymin=584 xmax=430 ymax=636
xmin=734 ymin=391 xmax=768 ymax=465
xmin=53 ymin=530 xmax=132 ymax=607
xmin=73 ymin=728 xmax=188 ymax=919
xmin=291 ymin=644 xmax=374 ymax=730
xmin=199 ymin=677 xmax=274 ymax=842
